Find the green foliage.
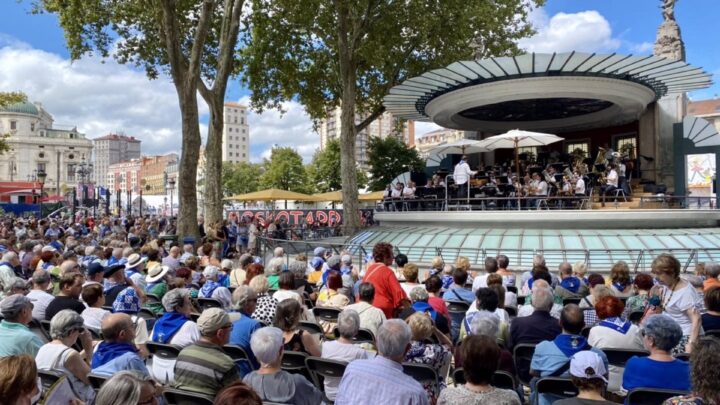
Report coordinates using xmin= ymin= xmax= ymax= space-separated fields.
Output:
xmin=222 ymin=161 xmax=263 ymax=196
xmin=241 ymin=0 xmax=542 ymax=121
xmin=0 ymin=91 xmax=27 ymax=155
xmin=367 ymin=136 xmax=425 ymax=191
xmin=260 ymin=147 xmax=308 ymax=192
xmin=308 ymin=139 xmax=366 ymax=193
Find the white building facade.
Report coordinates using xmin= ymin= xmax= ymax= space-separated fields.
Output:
xmin=0 ymin=101 xmax=93 ymax=196
xmin=92 ymin=134 xmax=141 ymax=187
xmin=222 ymin=102 xmax=250 ymax=163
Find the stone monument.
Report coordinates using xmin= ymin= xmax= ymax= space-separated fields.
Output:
xmin=652 ymin=0 xmax=687 ymax=190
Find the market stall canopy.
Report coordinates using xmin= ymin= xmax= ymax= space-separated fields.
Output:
xmin=358 ymin=191 xmax=385 ymax=201
xmin=225 ymin=188 xmax=321 ymax=202
xmin=312 ymin=190 xmax=344 ymax=202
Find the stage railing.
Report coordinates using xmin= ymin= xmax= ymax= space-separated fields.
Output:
xmin=257 ymin=236 xmax=717 ymax=274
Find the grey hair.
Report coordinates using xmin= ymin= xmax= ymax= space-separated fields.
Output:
xmin=49 ymin=309 xmax=84 ymax=340
xmin=469 ymin=311 xmax=500 ymax=338
xmin=684 ymin=275 xmax=704 ymax=289
xmin=288 ymin=260 xmax=307 ymax=277
xmin=643 ymin=314 xmax=683 ymax=352
xmin=6 ymin=277 xmax=28 ymax=293
xmin=32 ymin=270 xmax=51 ymax=286
xmin=249 ymin=275 xmax=270 ymax=294
xmin=706 ymin=262 xmax=720 ymax=278
xmin=250 ymin=326 xmax=284 ymax=365
xmin=533 ymin=254 xmax=546 ymax=266
xmin=1 ymin=252 xmax=17 ymax=262
xmin=337 ymin=309 xmax=360 ymax=339
xmin=232 ymin=285 xmax=258 ymax=308
xmin=376 ymin=319 xmax=411 ymax=359
xmin=162 ymin=288 xmax=190 ymax=312
xmin=266 ymin=258 xmax=284 ymax=276
xmin=95 ymin=371 xmax=154 ymax=405
xmin=532 ymin=286 xmax=554 ymax=311
xmin=273 ymin=247 xmax=284 ymax=257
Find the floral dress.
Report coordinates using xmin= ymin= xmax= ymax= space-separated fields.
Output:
xmin=404 ymin=341 xmax=450 ymax=404
xmin=251 ymin=293 xmax=278 ymax=325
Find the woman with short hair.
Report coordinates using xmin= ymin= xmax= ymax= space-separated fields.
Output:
xmin=361 ymin=242 xmax=408 ymax=319
xmin=273 ymin=271 xmax=302 ymax=304
xmin=0 ymin=355 xmax=40 ymax=405
xmin=649 ymin=253 xmax=703 ymax=354
xmin=588 ymin=296 xmax=644 ymax=393
xmin=438 ymin=335 xmax=521 ymax=404
xmin=249 ymin=275 xmax=278 ymax=325
xmin=608 ymin=261 xmax=633 ymax=297
xmin=35 ymin=310 xmax=96 ymax=403
xmin=320 ymin=309 xmax=369 ymax=401
xmin=81 ymin=283 xmax=110 ymax=330
xmin=624 ymin=272 xmax=654 ymax=316
xmin=663 ymin=336 xmax=720 ymax=405
xmin=273 ymin=299 xmax=321 ymax=357
xmin=95 ymin=370 xmax=160 ymax=405
xmin=405 ymin=312 xmax=452 ymax=403
xmin=622 ymin=314 xmax=691 ymax=393
xmin=701 ymin=286 xmax=720 ymax=331
xmin=243 ymin=327 xmax=323 ymax=405
xmin=401 ymin=263 xmax=425 ymax=297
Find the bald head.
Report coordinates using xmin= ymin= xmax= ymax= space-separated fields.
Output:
xmin=558 ymin=262 xmax=573 ymax=277
xmin=170 ymin=246 xmax=181 ymax=257
xmin=560 ymin=304 xmax=585 ymax=335
xmin=59 ymin=260 xmax=79 ymax=276
xmin=101 ymin=313 xmax=135 ymax=343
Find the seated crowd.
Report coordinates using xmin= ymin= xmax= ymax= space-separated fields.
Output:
xmin=1 ymin=227 xmax=720 ymax=405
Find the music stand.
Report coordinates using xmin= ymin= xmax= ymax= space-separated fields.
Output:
xmin=594 ymin=164 xmax=606 ymax=172
xmin=497 ymin=176 xmax=509 ymax=184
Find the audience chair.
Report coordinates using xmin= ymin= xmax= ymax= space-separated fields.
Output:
xmin=305 ymin=356 xmax=349 ymax=403
xmin=674 ymin=352 xmax=690 ymax=362
xmin=145 ymin=293 xmax=161 ymax=304
xmin=86 ymin=326 xmax=103 ymax=340
xmin=516 ymin=296 xmax=526 ymax=306
xmin=282 ymin=350 xmax=311 ymax=381
xmin=197 ymin=297 xmax=223 ymax=311
xmin=299 ymin=320 xmax=324 ymax=336
xmin=331 ymin=327 xmax=375 ymax=344
xmin=705 ymin=329 xmax=720 ymax=339
xmin=402 ymin=363 xmax=440 ymax=399
xmin=223 ymin=344 xmax=255 ymax=371
xmin=29 ymin=319 xmax=51 ymax=343
xmin=513 ymin=343 xmax=537 ymax=387
xmin=602 ymin=348 xmax=650 ymax=368
xmin=507 ymin=286 xmax=518 ymax=294
xmin=146 ymin=341 xmax=182 ymax=384
xmin=534 ymin=377 xmax=578 ymax=405
xmin=505 ymin=306 xmax=518 ymax=317
xmin=37 ymin=369 xmax=64 ymax=399
xmin=625 ymin=388 xmax=690 ymax=405
xmin=312 ymin=307 xmax=342 ymax=323
xmin=162 ymin=388 xmax=215 ymax=405
xmin=628 ymin=310 xmax=644 ymax=324
xmin=87 ymin=373 xmax=108 ymax=390
xmin=446 ymin=300 xmax=470 ymax=313
xmin=562 ymin=298 xmax=581 ymax=306
xmin=137 ymin=308 xmax=157 ymax=321
xmin=580 ymin=326 xmax=591 ymax=339
xmin=453 ymin=369 xmax=515 ymax=390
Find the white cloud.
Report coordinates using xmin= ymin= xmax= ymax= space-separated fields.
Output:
xmin=414 ymin=121 xmax=442 ymax=137
xmin=629 ymin=41 xmax=654 ymax=54
xmin=238 ymin=96 xmax=319 ymax=163
xmin=519 ymin=9 xmax=621 ymax=53
xmin=0 ymin=37 xmax=211 ymax=156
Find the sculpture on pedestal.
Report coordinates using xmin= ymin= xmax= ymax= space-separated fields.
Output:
xmin=654 ymin=0 xmax=685 ymax=61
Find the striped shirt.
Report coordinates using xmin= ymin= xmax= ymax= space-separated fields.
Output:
xmin=173 ymin=341 xmax=240 ymax=396
xmin=335 ymin=356 xmax=429 ymax=405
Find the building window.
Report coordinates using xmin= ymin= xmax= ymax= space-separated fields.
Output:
xmin=565 ymin=141 xmax=589 ymax=155
xmin=242 ymin=129 xmax=245 ymax=134
xmin=30 ymin=123 xmax=35 ymax=131
xmin=10 ymin=121 xmax=16 ymax=130
xmin=241 ymin=118 xmax=245 ymax=125
xmin=517 ymin=146 xmax=538 ymax=157
xmin=615 ymin=135 xmax=637 ymax=155
xmin=37 ymin=163 xmax=46 ymax=172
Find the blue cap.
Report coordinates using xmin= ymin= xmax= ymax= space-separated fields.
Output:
xmin=87 ymin=262 xmax=104 ymax=277
xmin=313 ymin=247 xmax=326 ymax=257
xmin=310 ymin=257 xmax=324 ymax=269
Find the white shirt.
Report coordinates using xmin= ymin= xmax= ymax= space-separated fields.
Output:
xmin=344 ymin=301 xmax=386 ymax=336
xmin=535 ymin=180 xmax=548 ymax=196
xmin=453 ymin=161 xmax=476 ymax=185
xmin=661 ymin=283 xmax=702 ymax=335
xmin=618 ymin=163 xmax=626 ymax=177
xmin=153 ymin=320 xmax=201 ymax=348
xmin=390 ymin=188 xmax=402 ymax=198
xmin=401 ymin=282 xmax=425 ymax=297
xmin=82 ymin=307 xmax=110 ymax=330
xmin=27 ymin=289 xmax=55 ymax=320
xmin=402 ymin=187 xmax=415 ymax=198
xmin=588 ymin=322 xmax=644 ymax=393
xmin=607 ymin=169 xmax=619 ymax=187
xmin=575 ymin=178 xmax=586 ymax=195
xmin=199 ymin=285 xmax=233 ymax=310
xmin=471 ymin=274 xmax=489 ymax=292
xmin=517 ymin=303 xmax=563 ymax=319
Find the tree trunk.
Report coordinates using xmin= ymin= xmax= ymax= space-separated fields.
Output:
xmin=204 ymin=97 xmax=224 ymax=229
xmin=176 ymin=91 xmax=201 ymax=242
xmin=337 ymin=2 xmax=360 ymax=236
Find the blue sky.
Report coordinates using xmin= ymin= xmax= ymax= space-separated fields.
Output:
xmin=0 ymin=0 xmax=718 ymax=160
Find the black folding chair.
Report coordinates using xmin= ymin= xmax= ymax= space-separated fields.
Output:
xmin=197 ymin=297 xmax=223 ymax=310
xmin=453 ymin=367 xmax=465 ymax=385
xmin=281 ymin=350 xmax=311 ymax=380
xmin=625 ymin=387 xmax=689 ymax=405
xmin=37 ymin=369 xmax=64 ymax=399
xmin=445 ymin=300 xmax=470 ymax=313
xmin=402 ymin=363 xmax=440 ymax=399
xmin=602 ymin=348 xmax=649 ymax=368
xmin=507 ymin=286 xmax=518 ymax=294
xmin=513 ymin=343 xmax=537 ymax=387
xmin=628 ymin=310 xmax=644 ymax=324
xmin=145 ymin=293 xmax=161 ymax=304
xmin=505 ymin=306 xmax=517 ymax=317
xmin=705 ymin=329 xmax=720 ymax=339
xmin=562 ymin=298 xmax=581 ymax=306
xmin=138 ymin=308 xmax=157 ymax=321
xmin=299 ymin=320 xmax=324 ymax=336
xmin=163 ymin=388 xmax=215 ymax=405
xmin=223 ymin=344 xmax=256 ymax=372
xmin=492 ymin=370 xmax=516 ymax=390
xmin=331 ymin=327 xmax=375 ymax=344
xmin=86 ymin=326 xmax=103 ymax=340
xmin=534 ymin=377 xmax=578 ymax=405
xmin=305 ymin=356 xmax=348 ymax=403
xmin=146 ymin=341 xmax=181 ymax=359
xmin=517 ymin=296 xmax=526 ymax=306
xmin=87 ymin=373 xmax=108 ymax=390
xmin=581 ymin=326 xmax=591 ymax=339
xmin=29 ymin=319 xmax=50 ymax=343
xmin=312 ymin=307 xmax=342 ymax=323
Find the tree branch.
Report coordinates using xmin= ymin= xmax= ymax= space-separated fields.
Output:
xmin=157 ymin=0 xmax=188 ymax=82
xmin=355 ymin=105 xmax=385 ymax=133
xmin=213 ymin=0 xmax=244 ymax=93
xmin=188 ymin=0 xmax=217 ymax=85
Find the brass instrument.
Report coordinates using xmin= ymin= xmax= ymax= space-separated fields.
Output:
xmin=542 ymin=170 xmax=554 ymax=184
xmin=563 ymin=167 xmax=574 ymax=179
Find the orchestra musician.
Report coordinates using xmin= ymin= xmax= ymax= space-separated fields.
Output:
xmin=600 ymin=163 xmax=619 ymax=207
xmin=453 ymin=155 xmax=477 ymax=199
xmin=527 ymin=172 xmax=548 ymax=209
xmin=574 ymin=172 xmax=586 ymax=196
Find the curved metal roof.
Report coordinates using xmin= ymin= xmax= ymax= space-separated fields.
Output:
xmin=0 ymin=101 xmax=39 ymax=116
xmin=348 ymin=226 xmax=720 ymax=272
xmin=384 ymin=52 xmax=714 ymax=122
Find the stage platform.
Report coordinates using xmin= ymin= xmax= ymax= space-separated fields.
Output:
xmin=374 ymin=209 xmax=720 ymax=229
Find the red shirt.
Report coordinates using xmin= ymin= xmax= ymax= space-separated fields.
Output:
xmin=362 ymin=263 xmax=408 ymax=318
xmin=428 ymin=296 xmax=450 ymax=321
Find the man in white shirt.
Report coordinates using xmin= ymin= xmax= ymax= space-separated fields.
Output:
xmin=26 ymin=270 xmax=54 ymax=320
xmin=600 ymin=164 xmax=619 ymax=207
xmin=527 ymin=172 xmax=548 ymax=209
xmin=574 ymin=174 xmax=586 ymax=196
xmin=453 ymin=155 xmax=477 ymax=199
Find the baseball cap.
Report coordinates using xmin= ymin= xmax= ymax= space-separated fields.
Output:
xmin=569 ymin=351 xmax=608 ymax=383
xmin=197 ymin=307 xmax=231 ymax=335
xmin=0 ymin=294 xmax=33 ymax=318
xmin=310 ymin=257 xmax=324 ymax=270
xmin=326 ymin=255 xmax=341 ymax=269
xmin=220 ymin=259 xmax=234 ymax=270
xmin=313 ymin=247 xmax=326 ymax=257
xmin=87 ymin=262 xmax=105 ymax=277
xmin=103 ymin=264 xmax=125 ymax=278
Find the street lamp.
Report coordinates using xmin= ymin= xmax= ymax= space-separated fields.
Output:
xmin=168 ymin=177 xmax=176 ymax=217
xmin=75 ymin=160 xmax=93 ymax=208
xmin=36 ymin=170 xmax=47 ymax=217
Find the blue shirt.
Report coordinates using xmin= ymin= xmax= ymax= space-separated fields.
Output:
xmin=229 ymin=313 xmax=261 ymax=375
xmin=442 ymin=285 xmax=475 ymax=305
xmin=622 ymin=356 xmax=690 ymax=392
xmin=0 ymin=320 xmax=43 ymax=357
xmin=91 ymin=352 xmax=150 ymax=377
xmin=335 ymin=356 xmax=429 ymax=405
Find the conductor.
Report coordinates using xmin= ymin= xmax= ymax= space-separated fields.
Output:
xmin=453 ymin=155 xmax=477 ymax=199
